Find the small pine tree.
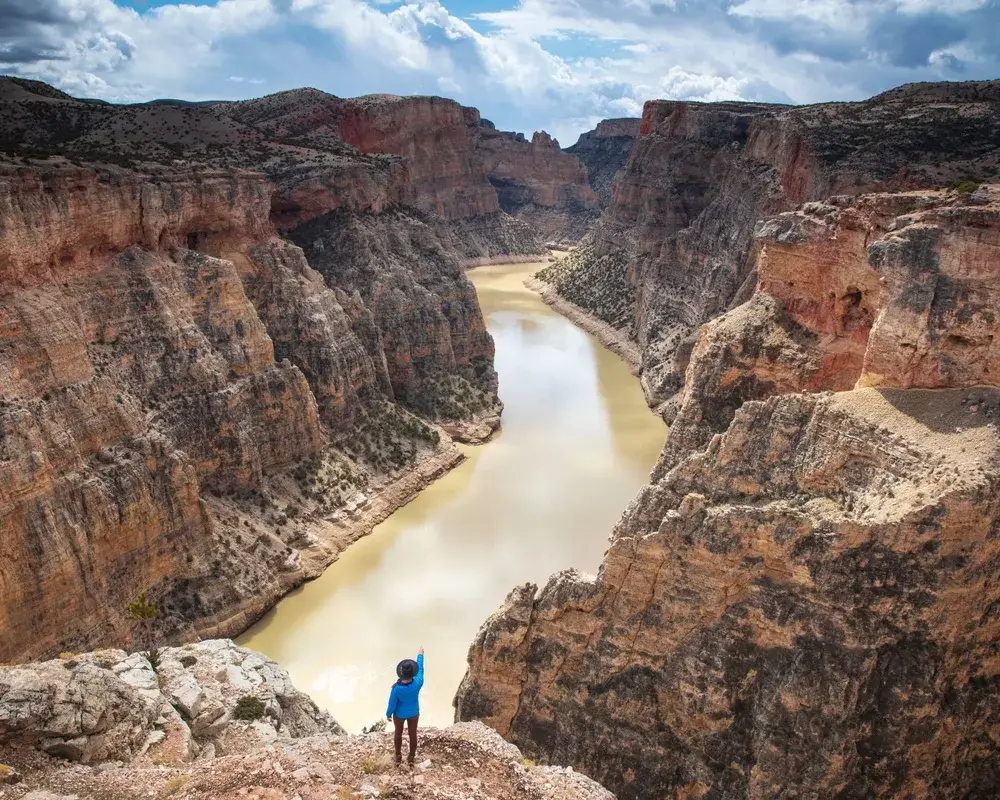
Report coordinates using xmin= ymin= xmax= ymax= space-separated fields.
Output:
xmin=126 ymin=590 xmax=161 ymax=670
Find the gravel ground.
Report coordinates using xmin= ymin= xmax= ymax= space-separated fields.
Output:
xmin=0 ymin=722 xmax=615 ymax=800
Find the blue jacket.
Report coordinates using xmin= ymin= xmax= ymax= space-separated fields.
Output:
xmin=386 ymin=653 xmax=424 ymax=720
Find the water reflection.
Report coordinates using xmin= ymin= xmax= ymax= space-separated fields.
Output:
xmin=239 ymin=262 xmax=666 ymax=732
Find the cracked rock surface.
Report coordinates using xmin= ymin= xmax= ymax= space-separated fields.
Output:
xmin=0 ymin=644 xmax=610 ymax=800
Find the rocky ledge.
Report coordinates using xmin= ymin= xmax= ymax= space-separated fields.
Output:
xmin=0 ymin=641 xmax=612 ymax=800
xmin=458 ymin=384 xmax=1000 ymax=799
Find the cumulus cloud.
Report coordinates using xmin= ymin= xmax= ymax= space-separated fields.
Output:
xmin=0 ymin=0 xmax=997 ymax=144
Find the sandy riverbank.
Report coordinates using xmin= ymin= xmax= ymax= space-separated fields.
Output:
xmin=523 ymin=274 xmax=641 ymax=375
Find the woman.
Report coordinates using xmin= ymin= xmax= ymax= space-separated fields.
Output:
xmin=386 ymin=646 xmax=424 ymax=766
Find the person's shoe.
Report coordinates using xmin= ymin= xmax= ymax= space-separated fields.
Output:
xmin=407 ymin=755 xmax=415 ymax=767
xmin=395 ymin=755 xmax=402 ymax=767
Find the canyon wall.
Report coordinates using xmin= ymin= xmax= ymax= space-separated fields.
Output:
xmin=459 ymin=384 xmax=1000 ymax=799
xmin=538 ymin=82 xmax=1000 ymax=407
xmin=223 ymin=89 xmax=599 ymax=250
xmin=0 ymin=76 xmax=593 ymax=663
xmin=564 ymin=117 xmax=641 ymax=207
xmin=470 ymin=113 xmax=601 ymax=244
xmin=459 ymin=82 xmax=1000 ymax=799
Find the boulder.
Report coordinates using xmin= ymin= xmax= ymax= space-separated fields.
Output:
xmin=0 ymin=652 xmax=159 ymax=763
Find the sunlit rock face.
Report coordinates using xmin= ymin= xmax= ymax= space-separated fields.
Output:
xmin=458 ymin=387 xmax=1000 ymax=799
xmin=0 ymin=169 xmax=322 ymax=662
xmin=541 ymin=81 xmax=1000 ymax=408
xmin=655 ymin=187 xmax=1000 ymax=472
xmin=458 ymin=81 xmax=1000 ymax=800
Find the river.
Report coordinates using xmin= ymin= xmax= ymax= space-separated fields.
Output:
xmin=238 ymin=260 xmax=666 ymax=732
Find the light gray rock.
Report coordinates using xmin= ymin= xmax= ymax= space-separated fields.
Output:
xmin=969 ymin=185 xmax=991 ymax=205
xmin=0 ymin=654 xmax=158 ymax=763
xmin=0 ymin=641 xmax=342 ymax=764
xmin=22 ymin=792 xmax=79 ymax=800
xmin=249 ymin=720 xmax=278 ymax=745
xmin=170 ymin=678 xmax=205 ymax=719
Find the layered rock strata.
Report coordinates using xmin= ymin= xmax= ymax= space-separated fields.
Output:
xmin=0 ymin=154 xmax=480 ymax=662
xmin=471 ymin=115 xmax=600 ymax=244
xmin=564 ymin=118 xmax=641 ymax=207
xmin=458 ymin=387 xmax=1000 ymax=799
xmin=0 ymin=641 xmax=613 ymax=800
xmin=459 ymin=81 xmax=1000 ymax=799
xmin=538 ymin=82 xmax=1000 ymax=407
xmin=655 ymin=185 xmax=1000 ymax=473
xmin=0 ymin=76 xmax=589 ymax=662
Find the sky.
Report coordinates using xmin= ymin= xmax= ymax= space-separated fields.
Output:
xmin=1 ymin=0 xmax=998 ymax=146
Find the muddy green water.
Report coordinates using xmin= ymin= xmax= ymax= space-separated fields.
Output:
xmin=239 ymin=261 xmax=666 ymax=732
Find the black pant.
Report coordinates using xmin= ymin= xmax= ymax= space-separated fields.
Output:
xmin=393 ymin=714 xmax=419 ymax=762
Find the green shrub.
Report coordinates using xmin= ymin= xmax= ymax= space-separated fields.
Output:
xmin=126 ymin=591 xmax=161 ymax=672
xmin=952 ymin=180 xmax=980 ymax=195
xmin=232 ymin=695 xmax=267 ymax=721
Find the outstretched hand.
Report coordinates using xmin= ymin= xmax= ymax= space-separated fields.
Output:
xmin=418 ymin=646 xmax=424 ymax=655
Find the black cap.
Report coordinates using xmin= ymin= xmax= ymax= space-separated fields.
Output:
xmin=396 ymin=659 xmax=418 ymax=679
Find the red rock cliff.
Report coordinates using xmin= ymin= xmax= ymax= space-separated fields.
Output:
xmin=0 ymin=162 xmax=326 ymax=660
xmin=332 ymin=96 xmax=500 ymax=220
xmin=540 ymin=83 xmax=1000 ymax=406
xmin=471 ymin=120 xmax=600 ymax=243
xmin=0 ymin=167 xmax=272 ymax=286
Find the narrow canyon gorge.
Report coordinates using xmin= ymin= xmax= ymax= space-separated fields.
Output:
xmin=0 ymin=76 xmax=598 ymax=665
xmin=2 ymin=73 xmax=1000 ymax=800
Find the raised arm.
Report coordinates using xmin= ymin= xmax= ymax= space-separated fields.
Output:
xmin=414 ymin=647 xmax=425 ymax=688
xmin=386 ymin=684 xmax=399 ymax=720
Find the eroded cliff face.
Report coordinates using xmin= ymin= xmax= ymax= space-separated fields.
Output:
xmin=288 ymin=208 xmax=500 ymax=426
xmin=0 ymin=171 xmax=328 ymax=660
xmin=459 ymin=83 xmax=1000 ymax=799
xmin=0 ymin=167 xmax=273 ymax=285
xmin=458 ymin=388 xmax=1000 ymax=799
xmin=335 ymin=96 xmax=500 ymax=220
xmin=225 ymin=89 xmax=588 ymax=257
xmin=656 ymin=186 xmax=1000 ymax=472
xmin=538 ymin=82 xmax=1000 ymax=408
xmin=470 ymin=115 xmax=600 ymax=245
xmin=564 ymin=118 xmax=640 ymax=207
xmin=0 ymin=77 xmax=552 ymax=662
